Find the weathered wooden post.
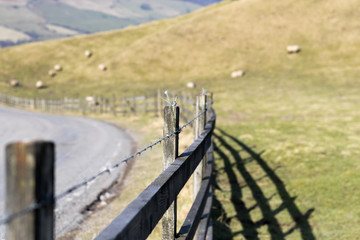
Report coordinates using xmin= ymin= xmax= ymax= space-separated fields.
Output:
xmin=49 ymin=100 xmax=53 ymax=113
xmin=193 ymin=94 xmax=207 ymax=199
xmin=30 ymin=99 xmax=35 ymax=110
xmin=5 ymin=141 xmax=55 ymax=240
xmin=144 ymin=94 xmax=148 ymax=114
xmin=34 ymin=98 xmax=37 ymax=110
xmin=80 ymin=98 xmax=85 ymax=116
xmin=123 ymin=96 xmax=127 ymax=117
xmin=112 ymin=94 xmax=117 ymax=116
xmin=61 ymin=98 xmax=65 ymax=112
xmin=162 ymin=105 xmax=180 ymax=240
xmin=40 ymin=99 xmax=45 ymax=111
xmin=157 ymin=89 xmax=162 ymax=117
xmin=206 ymin=92 xmax=213 ymax=122
xmin=133 ymin=93 xmax=136 ymax=114
xmin=99 ymin=96 xmax=103 ymax=114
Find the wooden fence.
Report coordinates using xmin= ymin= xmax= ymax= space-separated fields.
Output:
xmin=2 ymin=92 xmax=215 ymax=240
xmin=0 ymin=91 xmax=196 ymax=123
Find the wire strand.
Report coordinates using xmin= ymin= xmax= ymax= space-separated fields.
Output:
xmin=0 ymin=203 xmax=42 ymax=225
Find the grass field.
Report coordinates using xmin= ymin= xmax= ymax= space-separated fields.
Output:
xmin=1 ymin=0 xmax=360 ymax=239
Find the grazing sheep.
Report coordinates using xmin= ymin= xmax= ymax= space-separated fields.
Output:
xmin=98 ymin=64 xmax=107 ymax=71
xmin=36 ymin=81 xmax=44 ymax=89
xmin=85 ymin=96 xmax=95 ymax=103
xmin=10 ymin=79 xmax=19 ymax=87
xmin=85 ymin=96 xmax=99 ymax=106
xmin=48 ymin=70 xmax=56 ymax=77
xmin=287 ymin=45 xmax=301 ymax=54
xmin=85 ymin=50 xmax=92 ymax=58
xmin=231 ymin=70 xmax=245 ymax=78
xmin=54 ymin=64 xmax=62 ymax=71
xmin=186 ymin=82 xmax=196 ymax=88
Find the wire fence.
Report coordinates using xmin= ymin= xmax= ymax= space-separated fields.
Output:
xmin=0 ymin=91 xmax=197 ymax=122
xmin=0 ymin=107 xmax=208 ymax=226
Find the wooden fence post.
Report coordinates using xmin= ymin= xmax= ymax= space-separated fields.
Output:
xmin=133 ymin=93 xmax=136 ymax=114
xmin=30 ymin=99 xmax=35 ymax=110
xmin=80 ymin=98 xmax=85 ymax=116
xmin=193 ymin=94 xmax=207 ymax=199
xmin=162 ymin=106 xmax=180 ymax=240
xmin=123 ymin=96 xmax=127 ymax=117
xmin=112 ymin=94 xmax=117 ymax=116
xmin=5 ymin=141 xmax=55 ymax=240
xmin=144 ymin=94 xmax=148 ymax=114
xmin=41 ymin=99 xmax=45 ymax=111
xmin=206 ymin=92 xmax=213 ymax=122
xmin=157 ymin=89 xmax=162 ymax=117
xmin=99 ymin=96 xmax=103 ymax=114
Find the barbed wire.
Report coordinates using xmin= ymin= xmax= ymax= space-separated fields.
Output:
xmin=0 ymin=107 xmax=209 ymax=226
xmin=0 ymin=203 xmax=42 ymax=225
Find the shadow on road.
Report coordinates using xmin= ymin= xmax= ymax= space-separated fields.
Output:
xmin=211 ymin=128 xmax=315 ymax=239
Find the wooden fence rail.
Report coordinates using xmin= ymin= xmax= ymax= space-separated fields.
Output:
xmin=2 ymin=91 xmax=215 ymax=240
xmin=95 ymin=106 xmax=215 ymax=240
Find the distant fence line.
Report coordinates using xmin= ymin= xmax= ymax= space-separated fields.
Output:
xmin=0 ymin=90 xmax=197 ymax=123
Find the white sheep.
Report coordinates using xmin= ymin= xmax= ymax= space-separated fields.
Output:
xmin=54 ymin=64 xmax=62 ymax=71
xmin=85 ymin=96 xmax=99 ymax=106
xmin=36 ymin=81 xmax=44 ymax=89
xmin=85 ymin=50 xmax=92 ymax=58
xmin=98 ymin=64 xmax=107 ymax=71
xmin=287 ymin=45 xmax=301 ymax=54
xmin=231 ymin=70 xmax=245 ymax=78
xmin=186 ymin=82 xmax=196 ymax=88
xmin=10 ymin=79 xmax=19 ymax=87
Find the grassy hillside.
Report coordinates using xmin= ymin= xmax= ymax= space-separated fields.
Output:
xmin=1 ymin=0 xmax=360 ymax=239
xmin=1 ymin=0 xmax=360 ymax=97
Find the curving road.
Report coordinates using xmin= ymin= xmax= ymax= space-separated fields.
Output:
xmin=0 ymin=105 xmax=133 ymax=238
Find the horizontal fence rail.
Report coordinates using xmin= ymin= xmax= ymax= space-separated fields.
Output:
xmin=0 ymin=91 xmax=215 ymax=240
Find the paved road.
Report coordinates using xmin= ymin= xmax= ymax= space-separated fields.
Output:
xmin=0 ymin=105 xmax=133 ymax=238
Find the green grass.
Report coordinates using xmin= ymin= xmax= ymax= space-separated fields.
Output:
xmin=211 ymin=82 xmax=360 ymax=239
xmin=2 ymin=0 xmax=360 ymax=238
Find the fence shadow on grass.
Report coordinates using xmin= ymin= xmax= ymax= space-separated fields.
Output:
xmin=211 ymin=128 xmax=315 ymax=240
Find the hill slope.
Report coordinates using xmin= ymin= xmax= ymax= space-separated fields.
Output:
xmin=0 ymin=0 xmax=221 ymax=47
xmin=1 ymin=0 xmax=360 ymax=97
xmin=1 ymin=0 xmax=360 ymax=239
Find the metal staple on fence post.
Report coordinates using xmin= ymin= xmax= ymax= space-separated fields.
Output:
xmin=194 ymin=94 xmax=207 ymax=200
xmin=5 ymin=141 xmax=55 ymax=240
xmin=162 ymin=106 xmax=180 ymax=240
